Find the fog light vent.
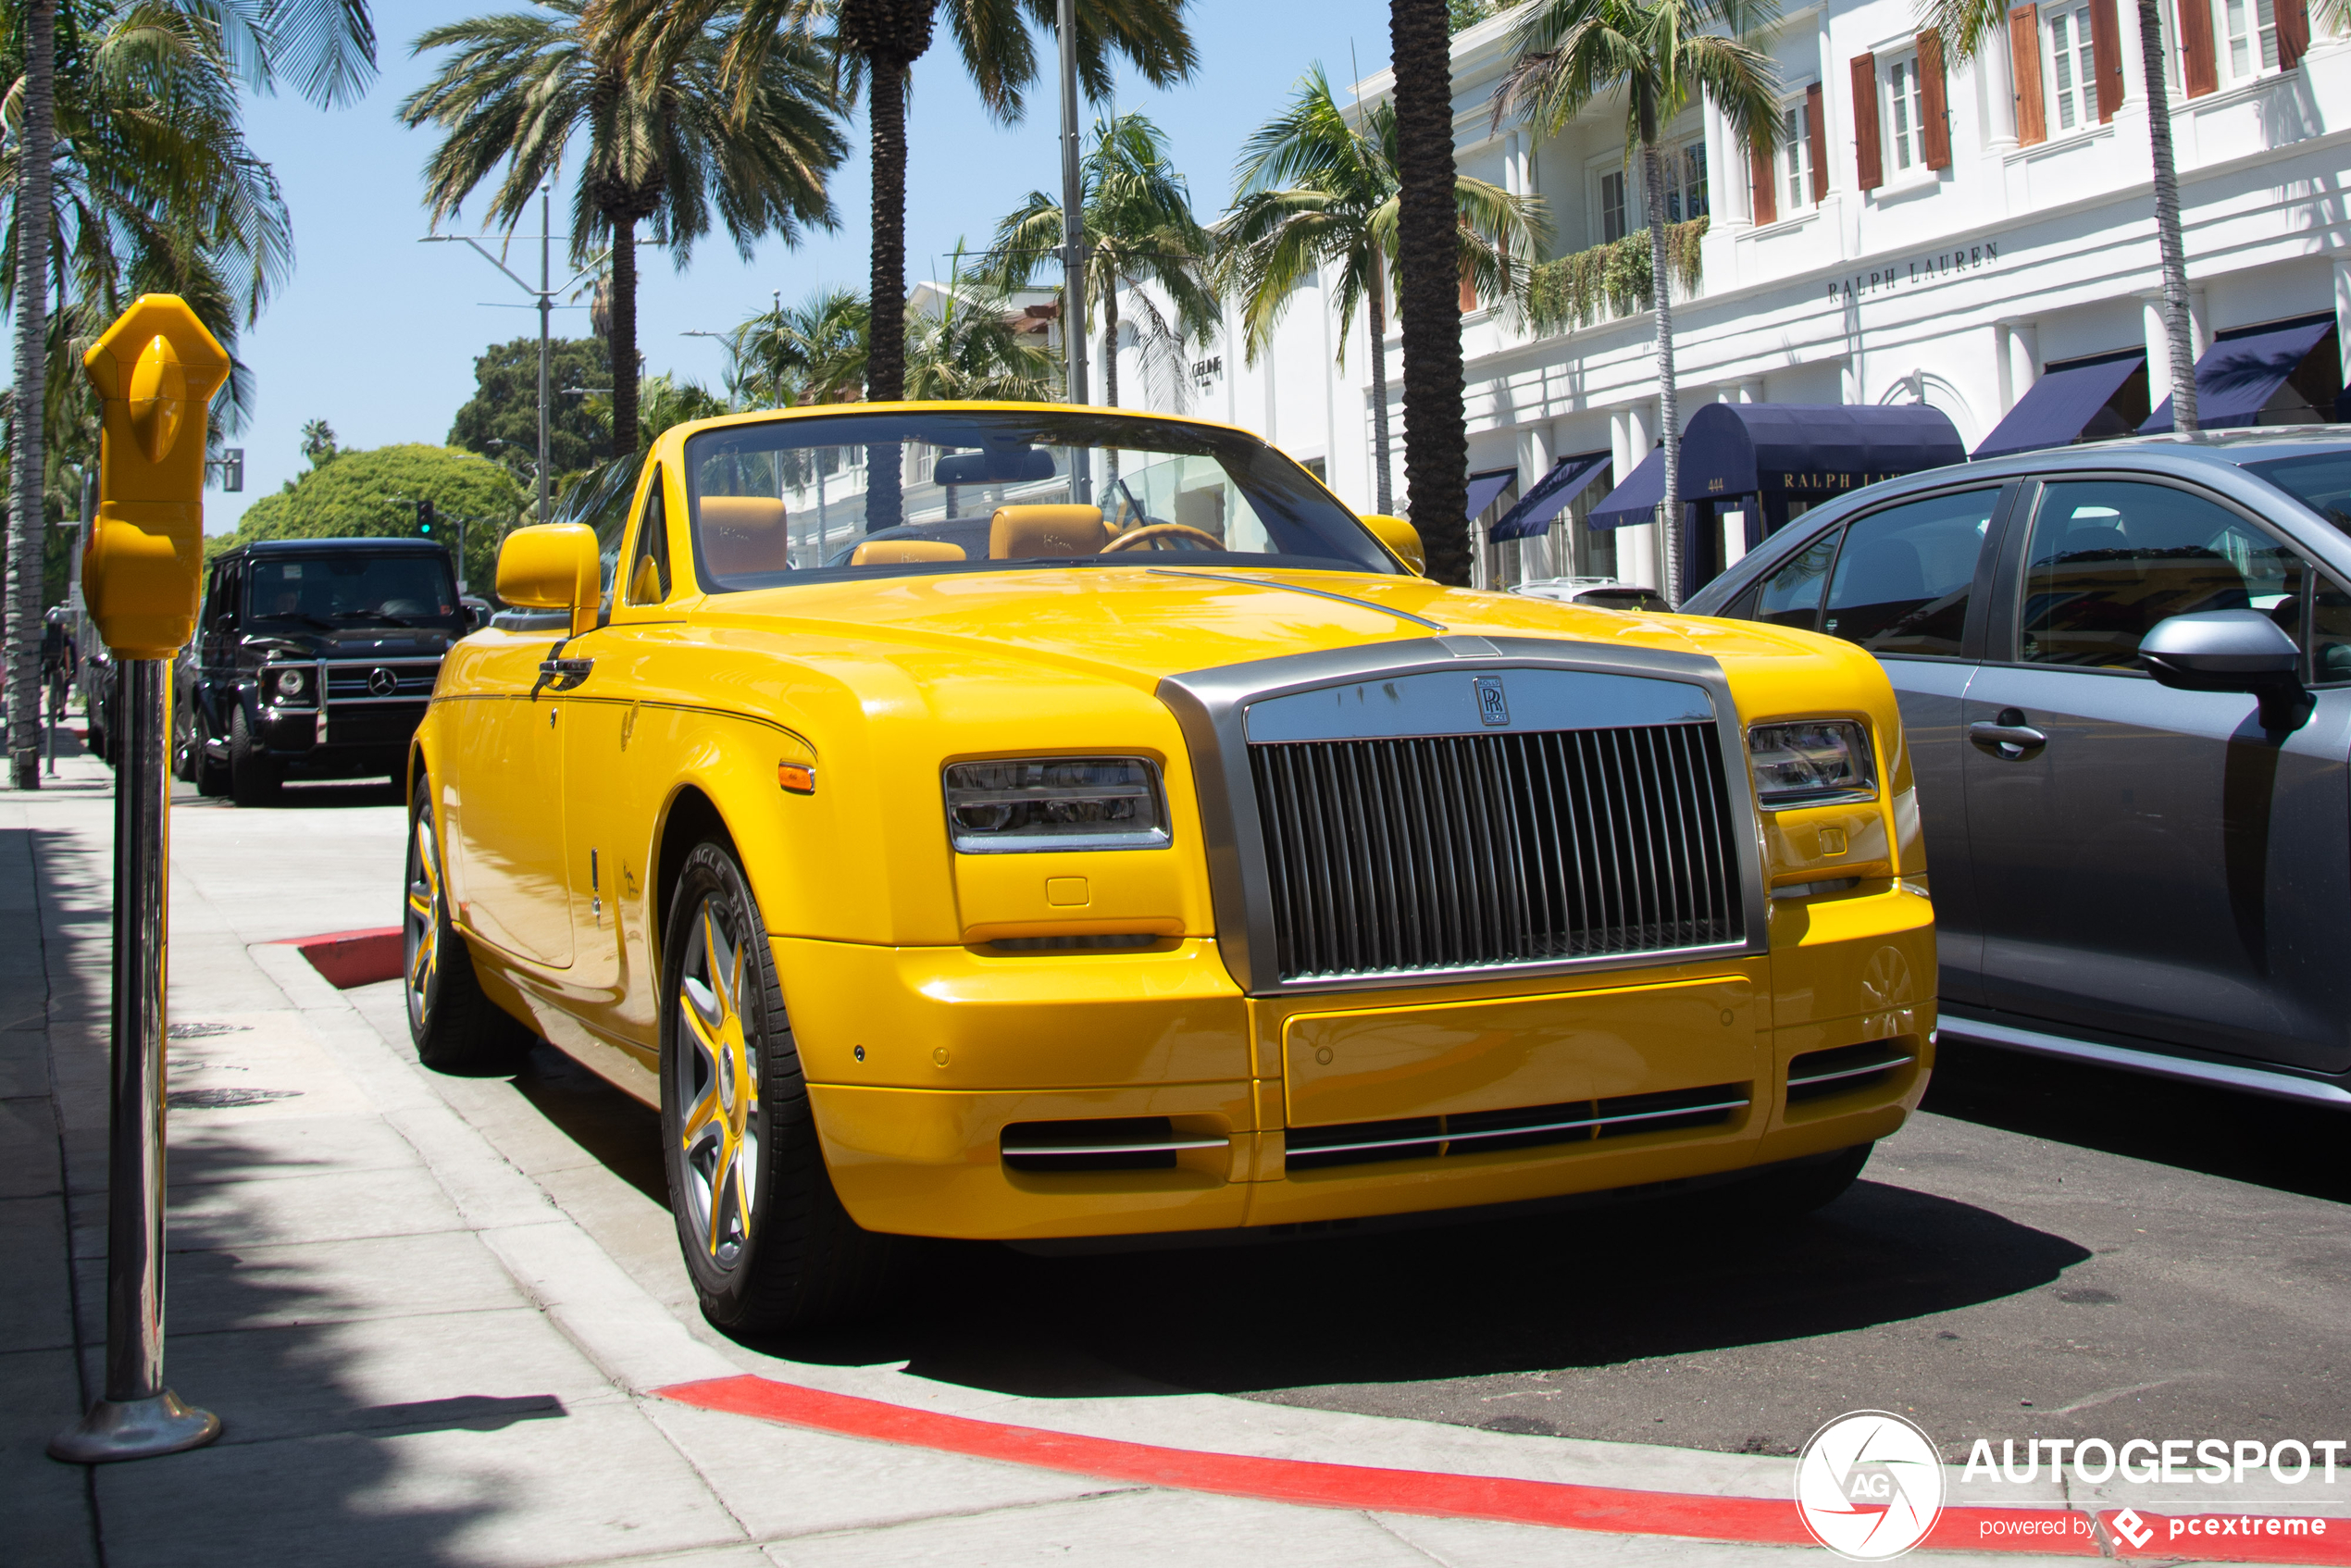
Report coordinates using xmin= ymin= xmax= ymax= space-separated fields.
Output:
xmin=1786 ymin=1039 xmax=1911 ymax=1104
xmin=1000 ymin=1117 xmax=1227 ymax=1173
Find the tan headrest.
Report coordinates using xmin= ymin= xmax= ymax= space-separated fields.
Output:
xmin=849 ymin=538 xmax=966 ymax=566
xmin=699 ymin=495 xmax=790 ymax=579
xmin=989 ymin=504 xmax=1106 ymax=561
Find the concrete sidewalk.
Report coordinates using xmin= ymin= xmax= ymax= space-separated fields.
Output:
xmin=0 ymin=752 xmax=2317 ymax=1567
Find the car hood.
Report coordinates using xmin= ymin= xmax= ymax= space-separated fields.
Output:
xmin=690 ymin=566 xmax=1819 ymax=691
xmin=238 ymin=628 xmax=456 ymax=659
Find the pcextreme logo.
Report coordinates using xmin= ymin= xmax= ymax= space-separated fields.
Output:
xmin=1796 ymin=1412 xmax=1947 ymax=1561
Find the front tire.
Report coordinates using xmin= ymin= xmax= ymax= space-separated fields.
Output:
xmin=405 ymin=778 xmax=534 ymax=1076
xmin=660 ymin=840 xmax=896 ymax=1335
xmin=1735 ymin=1143 xmax=1873 ymax=1219
xmin=229 ymin=705 xmax=280 ymax=806
xmin=193 ymin=715 xmax=230 ymax=798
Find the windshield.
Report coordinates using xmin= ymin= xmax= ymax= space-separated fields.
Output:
xmin=244 ymin=554 xmax=460 ymax=628
xmin=2245 ymin=450 xmax=2351 ymax=533
xmin=680 ymin=409 xmax=1394 ymax=590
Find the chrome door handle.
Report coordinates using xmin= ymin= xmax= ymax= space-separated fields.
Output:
xmin=1969 ymin=721 xmax=2046 ymax=757
xmin=532 ymin=657 xmax=593 ymax=698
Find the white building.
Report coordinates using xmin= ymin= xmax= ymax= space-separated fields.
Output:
xmin=1127 ymin=0 xmax=2351 ymax=592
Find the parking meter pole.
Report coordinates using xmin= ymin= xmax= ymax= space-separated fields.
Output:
xmin=48 ymin=295 xmax=230 ymax=1466
xmin=47 ymin=660 xmax=218 ymax=1462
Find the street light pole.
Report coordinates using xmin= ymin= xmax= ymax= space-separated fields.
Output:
xmin=538 ymin=184 xmax=552 ymax=527
xmin=1057 ymin=0 xmax=1087 ymax=413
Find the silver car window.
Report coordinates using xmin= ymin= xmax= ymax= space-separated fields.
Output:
xmin=1756 ymin=530 xmax=1841 ymax=628
xmin=1820 ymin=489 xmax=2001 ymax=656
xmin=2019 ymin=479 xmax=2299 ymax=668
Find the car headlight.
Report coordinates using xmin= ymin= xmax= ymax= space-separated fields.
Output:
xmin=273 ymin=668 xmax=308 ymax=699
xmin=943 ymin=757 xmax=1170 ymax=852
xmin=1748 ymin=721 xmax=1875 ymax=809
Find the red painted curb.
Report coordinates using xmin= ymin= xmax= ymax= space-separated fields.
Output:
xmin=658 ymin=1375 xmax=2351 ymax=1561
xmin=280 ymin=927 xmax=404 ymax=989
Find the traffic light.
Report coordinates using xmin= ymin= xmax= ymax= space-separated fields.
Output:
xmin=416 ymin=498 xmax=438 ymax=539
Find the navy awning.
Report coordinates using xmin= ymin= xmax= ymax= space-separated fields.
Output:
xmin=1491 ymin=452 xmax=1611 ymax=541
xmin=1975 ymin=351 xmax=2146 ymax=458
xmin=1588 ymin=449 xmax=1665 ymax=529
xmin=2143 ymin=315 xmax=2336 ymax=431
xmin=1464 ymin=469 xmax=1516 ymax=523
xmin=1680 ymin=402 xmax=1965 ymax=502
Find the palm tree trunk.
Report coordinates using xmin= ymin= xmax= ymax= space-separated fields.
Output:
xmin=1642 ymin=123 xmax=1682 ymax=606
xmin=2137 ymin=0 xmax=2198 ymax=432
xmin=865 ymin=56 xmax=909 ymax=529
xmin=1388 ymin=0 xmax=1470 ymax=585
xmin=1368 ymin=254 xmax=1395 ymax=516
xmin=610 ymin=213 xmax=640 ymax=455
xmin=8 ymin=0 xmax=56 ymax=789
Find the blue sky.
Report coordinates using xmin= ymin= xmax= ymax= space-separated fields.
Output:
xmin=214 ymin=0 xmax=1393 ymax=531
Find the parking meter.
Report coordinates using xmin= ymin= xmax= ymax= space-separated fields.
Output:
xmin=50 ymin=296 xmax=230 ymax=1464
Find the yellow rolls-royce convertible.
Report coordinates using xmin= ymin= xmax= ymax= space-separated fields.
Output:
xmin=404 ymin=403 xmax=1934 ymax=1332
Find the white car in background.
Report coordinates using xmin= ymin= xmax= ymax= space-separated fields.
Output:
xmin=1510 ymin=577 xmax=1673 ymax=613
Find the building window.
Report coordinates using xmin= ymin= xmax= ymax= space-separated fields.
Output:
xmin=1781 ymin=101 xmax=1813 ymax=209
xmin=2222 ymin=0 xmax=2282 ymax=77
xmin=2046 ymin=1 xmax=2097 ymax=131
xmin=1887 ymin=56 xmax=1926 ymax=171
xmin=1665 ymin=143 xmax=1708 ymax=222
xmin=1598 ymin=168 xmax=1629 ymax=243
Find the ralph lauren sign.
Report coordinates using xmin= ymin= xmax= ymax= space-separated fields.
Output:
xmin=1828 ymin=240 xmax=1999 ymax=301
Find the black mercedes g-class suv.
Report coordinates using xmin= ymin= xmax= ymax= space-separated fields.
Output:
xmin=176 ymin=537 xmax=473 ymax=805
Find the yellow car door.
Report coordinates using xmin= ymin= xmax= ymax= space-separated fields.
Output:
xmin=447 ymin=631 xmax=574 ymax=969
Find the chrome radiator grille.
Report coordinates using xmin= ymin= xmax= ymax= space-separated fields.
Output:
xmin=1249 ymin=722 xmax=1744 ymax=981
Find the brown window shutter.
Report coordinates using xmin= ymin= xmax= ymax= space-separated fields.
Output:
xmin=1917 ymin=31 xmax=1953 ymax=168
xmin=2088 ymin=0 xmax=2124 ymax=121
xmin=1749 ymin=136 xmax=1778 ymax=225
xmin=1806 ymin=82 xmax=1830 ymax=204
xmin=2009 ymin=6 xmax=2046 ymax=145
xmin=2280 ymin=0 xmax=2311 ymax=68
xmin=2179 ymin=0 xmax=2219 ymax=96
xmin=1851 ymin=54 xmax=1885 ymax=190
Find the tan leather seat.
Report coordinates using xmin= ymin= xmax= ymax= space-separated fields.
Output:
xmin=989 ymin=504 xmax=1106 ymax=561
xmin=700 ymin=495 xmax=790 ymax=578
xmin=849 ymin=538 xmax=966 ymax=566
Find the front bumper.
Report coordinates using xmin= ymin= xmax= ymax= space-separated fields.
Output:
xmin=784 ymin=883 xmax=1935 ymax=1240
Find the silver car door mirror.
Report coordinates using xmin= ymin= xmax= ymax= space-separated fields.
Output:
xmin=2139 ymin=609 xmax=2311 ymax=731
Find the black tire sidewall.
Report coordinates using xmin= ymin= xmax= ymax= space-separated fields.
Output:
xmin=658 ymin=841 xmax=803 ymax=1325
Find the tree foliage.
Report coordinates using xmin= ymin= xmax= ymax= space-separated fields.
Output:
xmin=221 ymin=442 xmax=522 ymax=590
xmin=446 ymin=335 xmax=614 ymax=487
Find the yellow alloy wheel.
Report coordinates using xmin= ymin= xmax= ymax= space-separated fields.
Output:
xmin=675 ymin=899 xmax=761 ymax=1266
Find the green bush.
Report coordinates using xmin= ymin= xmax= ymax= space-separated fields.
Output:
xmin=1526 ymin=217 xmax=1708 ymax=335
xmin=224 ymin=443 xmax=523 ymax=594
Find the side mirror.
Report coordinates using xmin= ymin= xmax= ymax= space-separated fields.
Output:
xmin=496 ymin=525 xmax=600 ymax=639
xmin=1360 ymin=513 xmax=1424 ymax=576
xmin=2140 ymin=609 xmax=2310 ymax=730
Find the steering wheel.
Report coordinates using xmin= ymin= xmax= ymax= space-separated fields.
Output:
xmin=1102 ymin=522 xmax=1223 ymax=553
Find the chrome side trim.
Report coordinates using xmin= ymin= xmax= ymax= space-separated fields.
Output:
xmin=1786 ymin=1055 xmax=1910 ymax=1089
xmin=1940 ymin=1014 xmax=2351 ymax=1110
xmin=1156 ymin=636 xmax=1770 ymax=997
xmin=1001 ymin=1137 xmax=1229 ymax=1158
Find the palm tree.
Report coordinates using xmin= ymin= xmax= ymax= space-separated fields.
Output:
xmin=904 ymin=259 xmax=1059 ymax=403
xmin=604 ymin=0 xmax=1199 ymax=527
xmin=402 ymin=1 xmax=846 ymax=456
xmin=1386 ymin=0 xmax=1473 ymax=582
xmin=1221 ymin=67 xmax=1544 ymax=516
xmin=1495 ymin=0 xmax=1780 ymax=605
xmin=1922 ymin=0 xmax=2196 ymax=432
xmin=729 ymin=285 xmax=870 ymax=407
xmin=5 ymin=0 xmax=328 ymax=787
xmin=986 ymin=111 xmax=1218 ymax=428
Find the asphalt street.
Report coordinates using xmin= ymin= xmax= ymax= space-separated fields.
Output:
xmin=195 ymin=778 xmax=2351 ymax=1469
